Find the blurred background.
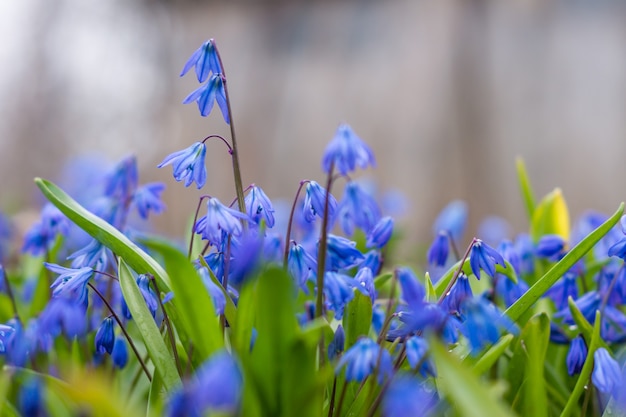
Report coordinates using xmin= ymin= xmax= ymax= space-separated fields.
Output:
xmin=2 ymin=0 xmax=626 ymax=254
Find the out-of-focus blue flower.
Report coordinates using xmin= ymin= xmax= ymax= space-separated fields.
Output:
xmin=322 ymin=124 xmax=375 ymax=176
xmin=158 ymin=142 xmax=207 ymax=189
xmin=405 ymin=336 xmax=435 ymax=377
xmin=183 ymin=74 xmax=229 ymax=123
xmin=361 ymin=250 xmax=382 ymax=276
xmin=104 ymin=155 xmax=138 ymax=201
xmin=327 ymin=325 xmax=345 ymax=361
xmin=195 ymin=197 xmax=249 ymax=245
xmin=46 ymin=263 xmax=93 ymax=299
xmin=67 ymin=239 xmax=112 ymax=270
xmin=545 ymin=271 xmax=578 ymax=311
xmin=18 ymin=377 xmax=43 ymax=417
xmin=133 ymin=182 xmax=166 ymax=219
xmin=469 ymin=239 xmax=506 ymax=279
xmin=536 ymin=234 xmax=566 ymax=260
xmin=95 ymin=317 xmax=115 ymax=355
xmin=498 ymin=239 xmax=521 ymax=275
xmin=303 ymin=181 xmax=337 ymax=223
xmin=288 ymin=243 xmax=317 ymax=289
xmin=325 ymin=234 xmax=364 ymax=271
xmin=166 ymin=350 xmax=243 ymax=417
xmin=203 ymin=250 xmax=225 ymax=284
xmin=592 ymin=348 xmax=623 ymax=396
xmin=180 ymin=39 xmax=222 ymax=83
xmin=550 ymin=323 xmax=571 ymax=345
xmin=602 ymin=306 xmax=626 ymax=343
xmin=383 ymin=375 xmax=438 ymax=417
xmin=390 ymin=304 xmax=453 ymax=343
xmin=22 ymin=204 xmax=70 ymax=256
xmin=495 ymin=273 xmax=529 ymax=308
xmin=566 ymin=335 xmax=587 ymax=376
xmin=198 ymin=267 xmax=226 ymax=315
xmin=554 ymin=291 xmax=600 ymax=325
xmin=336 ymin=182 xmax=381 ymax=236
xmin=432 ymin=200 xmax=468 ymax=245
xmin=427 ymin=232 xmax=449 ymax=267
xmin=440 ymin=273 xmax=472 ymax=315
xmin=245 ymin=185 xmax=275 ymax=228
xmin=324 ymin=272 xmax=356 ymax=319
xmin=137 ymin=274 xmax=159 ymax=318
xmin=336 ymin=338 xmax=392 ymax=383
xmin=366 ymin=216 xmax=394 ymax=249
xmin=460 ymin=298 xmax=517 ymax=355
xmin=39 ymin=298 xmax=87 ymax=339
xmin=228 ymin=231 xmax=265 ymax=286
xmin=355 ymin=267 xmax=376 ymax=302
xmin=514 ymin=233 xmax=535 ymax=275
xmin=397 ymin=267 xmax=425 ymax=307
xmin=112 ymin=337 xmax=128 ymax=369
xmin=608 ymin=237 xmax=626 ymax=260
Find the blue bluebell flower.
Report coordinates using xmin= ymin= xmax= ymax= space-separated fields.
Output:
xmin=397 ymin=267 xmax=425 ymax=307
xmin=336 ymin=182 xmax=381 ymax=235
xmin=514 ymin=233 xmax=535 ymax=275
xmin=495 ymin=273 xmax=529 ymax=308
xmin=104 ymin=155 xmax=138 ymax=201
xmin=327 ymin=325 xmax=345 ymax=361
xmin=440 ymin=273 xmax=472 ymax=315
xmin=46 ymin=263 xmax=93 ymax=299
xmin=336 ymin=338 xmax=392 ymax=383
xmin=498 ymin=239 xmax=521 ymax=275
xmin=405 ymin=336 xmax=436 ymax=377
xmin=324 ymin=272 xmax=356 ymax=319
xmin=432 ymin=200 xmax=468 ymax=245
xmin=321 ymin=124 xmax=375 ymax=176
xmin=536 ymin=234 xmax=566 ymax=260
xmin=228 ymin=230 xmax=265 ymax=286
xmin=112 ymin=337 xmax=128 ymax=369
xmin=545 ymin=271 xmax=578 ymax=311
xmin=361 ymin=250 xmax=383 ymax=276
xmin=609 ymin=238 xmax=626 ymax=260
xmin=195 ymin=197 xmax=249 ymax=245
xmin=383 ymin=375 xmax=438 ymax=417
xmin=325 ymin=234 xmax=364 ymax=271
xmin=355 ymin=267 xmax=376 ymax=302
xmin=180 ymin=39 xmax=222 ymax=83
xmin=158 ymin=142 xmax=207 ymax=189
xmin=366 ymin=216 xmax=394 ymax=249
xmin=303 ymin=181 xmax=337 ymax=223
xmin=203 ymin=248 xmax=225 ymax=283
xmin=566 ymin=335 xmax=587 ymax=376
xmin=22 ymin=204 xmax=70 ymax=256
xmin=469 ymin=239 xmax=506 ymax=279
xmin=18 ymin=377 xmax=43 ymax=417
xmin=166 ymin=350 xmax=243 ymax=416
xmin=550 ymin=323 xmax=571 ymax=345
xmin=95 ymin=317 xmax=115 ymax=355
xmin=245 ymin=185 xmax=275 ymax=228
xmin=68 ymin=239 xmax=112 ymax=270
xmin=183 ymin=74 xmax=229 ymax=123
xmin=427 ymin=232 xmax=449 ymax=267
xmin=288 ymin=243 xmax=317 ymax=289
xmin=602 ymin=306 xmax=626 ymax=343
xmin=592 ymin=348 xmax=623 ymax=396
xmin=390 ymin=304 xmax=453 ymax=342
xmin=137 ymin=274 xmax=159 ymax=318
xmin=555 ymin=291 xmax=600 ymax=325
xmin=460 ymin=297 xmax=517 ymax=355
xmin=132 ymin=182 xmax=166 ymax=219
xmin=198 ymin=267 xmax=226 ymax=315
xmin=39 ymin=298 xmax=87 ymax=339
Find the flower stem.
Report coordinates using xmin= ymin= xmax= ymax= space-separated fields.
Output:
xmin=188 ymin=195 xmax=210 ymax=259
xmin=282 ymin=180 xmax=309 ymax=268
xmin=88 ymin=282 xmax=152 ymax=382
xmin=438 ymin=237 xmax=477 ymax=305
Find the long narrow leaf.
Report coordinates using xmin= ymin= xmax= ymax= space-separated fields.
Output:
xmin=516 ymin=157 xmax=536 ymax=221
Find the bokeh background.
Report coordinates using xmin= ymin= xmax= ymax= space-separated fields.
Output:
xmin=2 ymin=0 xmax=626 ymax=255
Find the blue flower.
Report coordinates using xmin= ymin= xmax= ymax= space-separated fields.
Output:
xmin=158 ymin=142 xmax=207 ymax=189
xmin=112 ymin=338 xmax=128 ymax=369
xmin=133 ymin=182 xmax=166 ymax=219
xmin=427 ymin=232 xmax=449 ymax=267
xmin=327 ymin=325 xmax=345 ymax=361
xmin=336 ymin=182 xmax=381 ymax=235
xmin=608 ymin=237 xmax=626 ymax=260
xmin=515 ymin=233 xmax=535 ymax=275
xmin=322 ymin=124 xmax=375 ymax=176
xmin=227 ymin=230 xmax=265 ymax=286
xmin=566 ymin=335 xmax=587 ymax=376
xmin=39 ymin=298 xmax=87 ymax=339
xmin=137 ymin=275 xmax=159 ymax=318
xmin=198 ymin=267 xmax=226 ymax=315
xmin=336 ymin=338 xmax=392 ymax=383
xmin=287 ymin=243 xmax=317 ymax=288
xmin=469 ymin=239 xmax=506 ymax=279
xmin=18 ymin=377 xmax=43 ymax=417
xmin=405 ymin=336 xmax=435 ymax=377
xmin=104 ymin=155 xmax=138 ymax=200
xmin=383 ymin=375 xmax=438 ymax=417
xmin=544 ymin=271 xmax=578 ymax=311
xmin=592 ymin=348 xmax=623 ymax=396
xmin=67 ymin=238 xmax=112 ymax=270
xmin=95 ymin=317 xmax=115 ymax=355
xmin=183 ymin=74 xmax=229 ymax=123
xmin=460 ymin=297 xmax=517 ymax=355
xmin=397 ymin=267 xmax=425 ymax=307
xmin=355 ymin=267 xmax=376 ymax=302
xmin=46 ymin=263 xmax=94 ymax=299
xmin=536 ymin=234 xmax=566 ymax=260
xmin=366 ymin=216 xmax=394 ymax=249
xmin=180 ymin=39 xmax=222 ymax=83
xmin=432 ymin=200 xmax=468 ymax=245
xmin=22 ymin=204 xmax=70 ymax=256
xmin=440 ymin=273 xmax=472 ymax=315
xmin=245 ymin=185 xmax=275 ymax=228
xmin=303 ymin=181 xmax=337 ymax=223
xmin=325 ymin=234 xmax=364 ymax=271
xmin=495 ymin=273 xmax=528 ymax=308
xmin=361 ymin=250 xmax=383 ymax=276
xmin=324 ymin=272 xmax=356 ymax=319
xmin=195 ymin=197 xmax=249 ymax=245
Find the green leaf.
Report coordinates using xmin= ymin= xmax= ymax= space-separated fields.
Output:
xmin=425 ymin=272 xmax=437 ymax=303
xmin=434 ymin=259 xmax=518 ymax=298
xmin=34 ymin=178 xmax=171 ymax=291
xmin=430 ymin=339 xmax=517 ymax=417
xmin=567 ymin=297 xmax=609 ymax=351
xmin=118 ymin=258 xmax=181 ymax=392
xmin=138 ymin=237 xmax=223 ymax=362
xmin=530 ymin=188 xmax=570 ymax=243
xmin=343 ymin=291 xmax=373 ymax=349
xmin=520 ymin=314 xmax=550 ymax=417
xmin=470 ymin=334 xmax=514 ymax=375
xmin=505 ymin=202 xmax=624 ymax=323
xmin=516 ymin=157 xmax=536 ymax=221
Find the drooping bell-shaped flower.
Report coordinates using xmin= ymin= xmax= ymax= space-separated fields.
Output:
xmin=195 ymin=197 xmax=249 ymax=245
xmin=183 ymin=74 xmax=229 ymax=123
xmin=566 ymin=335 xmax=587 ymax=376
xmin=469 ymin=239 xmax=506 ymax=279
xmin=95 ymin=317 xmax=115 ymax=355
xmin=158 ymin=142 xmax=207 ymax=189
xmin=321 ymin=124 xmax=375 ymax=176
xmin=245 ymin=185 xmax=275 ymax=228
xmin=180 ymin=39 xmax=222 ymax=83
